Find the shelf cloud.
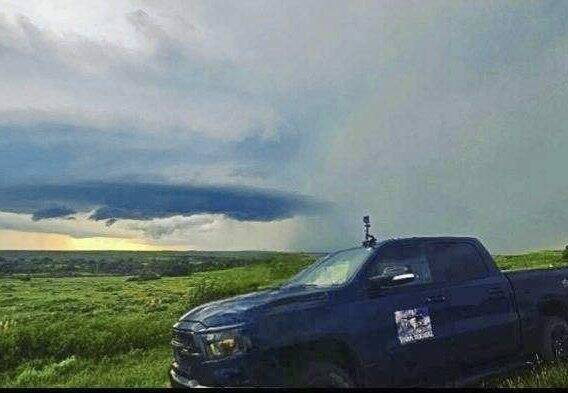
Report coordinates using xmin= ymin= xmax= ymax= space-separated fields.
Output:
xmin=0 ymin=182 xmax=327 ymax=225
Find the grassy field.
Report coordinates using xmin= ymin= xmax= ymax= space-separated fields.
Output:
xmin=1 ymin=250 xmax=567 ymax=387
xmin=0 ymin=253 xmax=314 ymax=387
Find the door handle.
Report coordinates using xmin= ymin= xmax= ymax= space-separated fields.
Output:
xmin=426 ymin=295 xmax=447 ymax=304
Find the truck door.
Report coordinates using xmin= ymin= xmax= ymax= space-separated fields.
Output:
xmin=364 ymin=241 xmax=456 ymax=386
xmin=424 ymin=241 xmax=519 ymax=372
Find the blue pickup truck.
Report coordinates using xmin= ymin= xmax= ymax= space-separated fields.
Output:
xmin=169 ymin=236 xmax=568 ymax=387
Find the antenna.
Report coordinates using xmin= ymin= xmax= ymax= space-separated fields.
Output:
xmin=362 ymin=215 xmax=377 ymax=247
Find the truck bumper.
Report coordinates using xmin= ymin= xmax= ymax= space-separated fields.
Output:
xmin=169 ymin=369 xmax=210 ymax=388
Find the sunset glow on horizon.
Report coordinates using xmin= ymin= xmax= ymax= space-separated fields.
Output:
xmin=0 ymin=230 xmax=188 ymax=251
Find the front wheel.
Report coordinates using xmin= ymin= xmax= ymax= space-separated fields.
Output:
xmin=297 ymin=361 xmax=355 ymax=388
xmin=539 ymin=316 xmax=568 ymax=361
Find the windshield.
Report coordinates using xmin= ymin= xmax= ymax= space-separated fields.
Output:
xmin=283 ymin=247 xmax=374 ymax=289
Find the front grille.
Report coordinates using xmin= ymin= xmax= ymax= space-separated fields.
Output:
xmin=172 ymin=329 xmax=199 ymax=353
xmin=172 ymin=328 xmax=202 ymax=371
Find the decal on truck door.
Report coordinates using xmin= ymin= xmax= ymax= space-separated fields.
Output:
xmin=395 ymin=307 xmax=434 ymax=345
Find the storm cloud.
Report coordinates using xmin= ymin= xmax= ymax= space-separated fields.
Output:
xmin=31 ymin=206 xmax=76 ymax=221
xmin=0 ymin=182 xmax=326 ymax=224
xmin=0 ymin=1 xmax=567 ymax=252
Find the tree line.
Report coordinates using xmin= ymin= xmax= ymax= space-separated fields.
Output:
xmin=0 ymin=252 xmax=308 ymax=278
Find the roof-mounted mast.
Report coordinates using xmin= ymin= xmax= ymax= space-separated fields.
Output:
xmin=362 ymin=215 xmax=377 ymax=247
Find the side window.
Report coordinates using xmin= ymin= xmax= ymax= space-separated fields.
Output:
xmin=426 ymin=242 xmax=488 ymax=283
xmin=367 ymin=242 xmax=433 ymax=286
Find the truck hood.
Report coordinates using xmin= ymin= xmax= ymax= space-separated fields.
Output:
xmin=179 ymin=286 xmax=329 ymax=329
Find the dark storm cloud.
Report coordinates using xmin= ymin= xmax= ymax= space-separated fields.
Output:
xmin=0 ymin=182 xmax=327 ymax=223
xmin=31 ymin=206 xmax=76 ymax=221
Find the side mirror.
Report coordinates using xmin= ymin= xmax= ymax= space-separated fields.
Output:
xmin=389 ymin=272 xmax=416 ymax=285
xmin=368 ymin=271 xmax=416 ymax=289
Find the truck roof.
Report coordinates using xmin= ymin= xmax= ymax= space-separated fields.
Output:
xmin=387 ymin=236 xmax=480 ymax=242
xmin=329 ymin=237 xmax=483 ymax=255
xmin=368 ymin=236 xmax=481 ymax=249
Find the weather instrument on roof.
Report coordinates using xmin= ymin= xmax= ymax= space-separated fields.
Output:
xmin=362 ymin=215 xmax=377 ymax=247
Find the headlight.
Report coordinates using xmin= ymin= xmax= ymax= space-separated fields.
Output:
xmin=201 ymin=329 xmax=251 ymax=360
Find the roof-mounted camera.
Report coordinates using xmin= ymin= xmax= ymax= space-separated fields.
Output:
xmin=362 ymin=215 xmax=377 ymax=247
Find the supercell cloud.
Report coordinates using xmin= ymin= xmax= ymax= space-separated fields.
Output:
xmin=0 ymin=183 xmax=325 ymax=223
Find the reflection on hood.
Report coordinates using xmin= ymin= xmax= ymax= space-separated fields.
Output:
xmin=179 ymin=285 xmax=329 ymax=328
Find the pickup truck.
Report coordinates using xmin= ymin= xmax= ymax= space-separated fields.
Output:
xmin=169 ymin=237 xmax=568 ymax=387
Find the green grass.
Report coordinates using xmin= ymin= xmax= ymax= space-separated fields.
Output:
xmin=0 ymin=253 xmax=313 ymax=387
xmin=1 ymin=249 xmax=567 ymax=387
xmin=494 ymin=250 xmax=565 ymax=271
xmin=482 ymin=361 xmax=568 ymax=388
xmin=0 ymin=348 xmax=172 ymax=388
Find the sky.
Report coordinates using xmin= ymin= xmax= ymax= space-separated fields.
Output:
xmin=0 ymin=0 xmax=567 ymax=253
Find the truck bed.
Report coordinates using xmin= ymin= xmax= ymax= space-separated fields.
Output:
xmin=504 ymin=266 xmax=568 ymax=296
xmin=503 ymin=266 xmax=568 ymax=354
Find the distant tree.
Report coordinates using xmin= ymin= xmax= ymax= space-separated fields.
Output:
xmin=66 ymin=260 xmax=76 ymax=272
xmin=563 ymin=245 xmax=568 ymax=261
xmin=0 ymin=257 xmax=14 ymax=274
xmin=160 ymin=261 xmax=189 ymax=276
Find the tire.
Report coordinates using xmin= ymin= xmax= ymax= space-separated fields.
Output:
xmin=539 ymin=316 xmax=568 ymax=362
xmin=298 ymin=361 xmax=355 ymax=388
